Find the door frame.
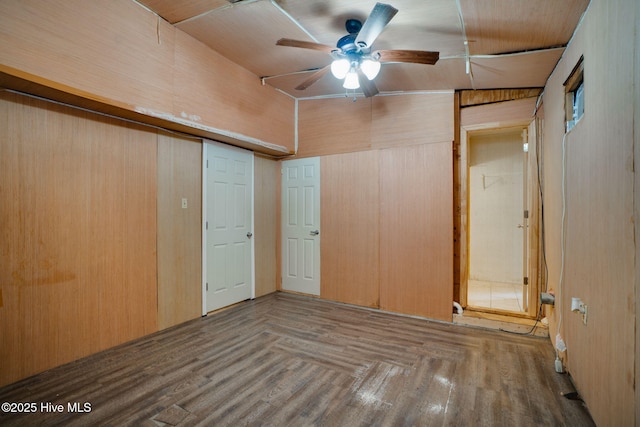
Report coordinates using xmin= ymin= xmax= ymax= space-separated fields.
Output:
xmin=459 ymin=121 xmax=541 ymax=318
xmin=201 ymin=140 xmax=255 ymax=316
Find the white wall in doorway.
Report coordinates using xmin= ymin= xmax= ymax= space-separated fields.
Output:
xmin=469 ymin=130 xmax=524 ymax=284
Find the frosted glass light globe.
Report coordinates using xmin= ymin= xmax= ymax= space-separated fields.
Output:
xmin=361 ymin=59 xmax=381 ymax=80
xmin=343 ymin=71 xmax=360 ymax=89
xmin=330 ymin=59 xmax=350 ymax=79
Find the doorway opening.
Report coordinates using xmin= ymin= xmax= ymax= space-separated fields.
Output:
xmin=465 ymin=127 xmax=532 ymax=315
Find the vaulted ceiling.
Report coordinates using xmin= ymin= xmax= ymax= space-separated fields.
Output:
xmin=137 ymin=0 xmax=589 ymax=99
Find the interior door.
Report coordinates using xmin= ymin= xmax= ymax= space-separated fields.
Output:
xmin=281 ymin=157 xmax=320 ymax=295
xmin=203 ymin=142 xmax=254 ymax=313
xmin=467 ymin=128 xmax=525 ymax=312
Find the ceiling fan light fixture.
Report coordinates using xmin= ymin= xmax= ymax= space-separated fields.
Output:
xmin=276 ymin=3 xmax=439 ymax=97
xmin=343 ymin=70 xmax=360 ymax=89
xmin=361 ymin=59 xmax=381 ymax=80
xmin=330 ymin=59 xmax=350 ymax=79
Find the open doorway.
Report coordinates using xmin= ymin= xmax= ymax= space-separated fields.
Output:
xmin=466 ymin=127 xmax=529 ymax=314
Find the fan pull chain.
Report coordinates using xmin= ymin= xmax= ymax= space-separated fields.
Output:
xmin=344 ymin=89 xmax=358 ymax=102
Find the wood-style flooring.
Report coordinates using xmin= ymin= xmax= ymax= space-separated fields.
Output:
xmin=0 ymin=292 xmax=594 ymax=426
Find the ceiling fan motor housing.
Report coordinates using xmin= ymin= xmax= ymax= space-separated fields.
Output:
xmin=345 ymin=18 xmax=363 ymax=34
xmin=337 ymin=33 xmax=358 ymax=53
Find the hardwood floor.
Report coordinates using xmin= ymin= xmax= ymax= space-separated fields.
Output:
xmin=0 ymin=292 xmax=594 ymax=426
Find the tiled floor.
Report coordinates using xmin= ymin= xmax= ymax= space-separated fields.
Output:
xmin=467 ymin=279 xmax=525 ymax=312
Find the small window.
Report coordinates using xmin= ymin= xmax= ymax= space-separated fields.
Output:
xmin=564 ymin=56 xmax=584 ymax=132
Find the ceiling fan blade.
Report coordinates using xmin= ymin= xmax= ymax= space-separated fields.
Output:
xmin=375 ymin=49 xmax=440 ymax=65
xmin=295 ymin=66 xmax=331 ymax=91
xmin=355 ymin=3 xmax=398 ymax=50
xmin=356 ymin=69 xmax=379 ymax=98
xmin=276 ymin=38 xmax=336 ymax=54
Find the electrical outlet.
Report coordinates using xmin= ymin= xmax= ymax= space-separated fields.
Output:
xmin=181 ymin=198 xmax=188 ymax=209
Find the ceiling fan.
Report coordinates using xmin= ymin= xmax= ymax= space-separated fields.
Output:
xmin=276 ymin=2 xmax=439 ymax=97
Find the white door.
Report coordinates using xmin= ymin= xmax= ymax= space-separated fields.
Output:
xmin=203 ymin=142 xmax=254 ymax=313
xmin=281 ymin=157 xmax=320 ymax=295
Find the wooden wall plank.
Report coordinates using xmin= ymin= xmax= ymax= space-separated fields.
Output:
xmin=254 ymin=155 xmax=279 ymax=297
xmin=320 ymin=151 xmax=380 ymax=307
xmin=157 ymin=133 xmax=202 ymax=330
xmin=371 ymin=93 xmax=454 ymax=148
xmin=297 ymin=97 xmax=372 ymax=158
xmin=379 ymin=142 xmax=454 ymax=321
xmin=109 ymin=122 xmax=158 ymax=345
xmin=461 ymin=97 xmax=537 ymax=129
xmin=171 ymin=30 xmax=296 ymax=154
xmin=0 ymin=0 xmax=175 ymax=114
xmin=0 ymin=91 xmax=158 ymax=387
xmin=460 ymin=89 xmax=542 ymax=107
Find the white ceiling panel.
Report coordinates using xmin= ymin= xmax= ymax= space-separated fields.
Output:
xmin=470 ymin=48 xmax=565 ymax=89
xmin=374 ymin=59 xmax=472 ymax=92
xmin=459 ymin=0 xmax=589 ymax=55
xmin=139 ymin=0 xmax=228 ymax=24
xmin=177 ymin=1 xmax=326 ymax=77
xmin=138 ymin=0 xmax=590 ymax=98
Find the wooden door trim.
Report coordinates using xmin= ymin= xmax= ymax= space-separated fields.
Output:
xmin=459 ymin=122 xmax=541 ymax=318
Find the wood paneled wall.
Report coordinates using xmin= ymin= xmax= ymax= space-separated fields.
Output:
xmin=297 ymin=93 xmax=455 ymax=321
xmin=541 ymin=0 xmax=638 ymax=424
xmin=297 ymin=97 xmax=372 ymax=157
xmin=0 ymin=92 xmax=158 ymax=386
xmin=460 ymin=89 xmax=542 ymax=107
xmin=320 ymin=151 xmax=380 ymax=307
xmin=254 ymin=155 xmax=279 ymax=297
xmin=379 ymin=143 xmax=454 ymax=321
xmin=297 ymin=93 xmax=454 ymax=157
xmin=371 ymin=94 xmax=453 ymax=149
xmin=157 ymin=133 xmax=202 ymax=330
xmin=0 ymin=0 xmax=294 ymax=155
xmin=460 ymin=97 xmax=538 ymax=129
xmin=0 ymin=1 xmax=288 ymax=387
xmin=0 ymin=89 xmax=283 ymax=386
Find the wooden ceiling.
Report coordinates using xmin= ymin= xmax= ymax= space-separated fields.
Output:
xmin=137 ymin=0 xmax=589 ymax=98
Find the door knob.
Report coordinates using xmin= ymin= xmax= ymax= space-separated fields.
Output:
xmin=310 ymin=230 xmax=319 ymax=236
xmin=247 ymin=232 xmax=253 ymax=238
